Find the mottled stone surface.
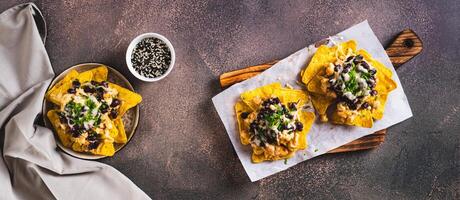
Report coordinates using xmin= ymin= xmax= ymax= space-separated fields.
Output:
xmin=2 ymin=0 xmax=459 ymax=199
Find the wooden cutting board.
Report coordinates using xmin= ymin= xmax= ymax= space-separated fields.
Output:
xmin=219 ymin=29 xmax=422 ymax=154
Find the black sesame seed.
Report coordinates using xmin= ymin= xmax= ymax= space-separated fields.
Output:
xmin=131 ymin=37 xmax=171 ymax=79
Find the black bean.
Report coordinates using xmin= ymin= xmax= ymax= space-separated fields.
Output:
xmin=100 ymin=81 xmax=108 ymax=88
xmin=67 ymin=88 xmax=76 ymax=94
xmin=59 ymin=115 xmax=67 ymax=123
xmin=82 ymin=86 xmax=94 ymax=93
xmin=370 ymin=90 xmax=378 ymax=96
xmin=96 ymin=87 xmax=105 ymax=94
xmin=272 ymin=97 xmax=280 ymax=104
xmin=334 ymin=65 xmax=342 ymax=72
xmin=346 ymin=56 xmax=354 ymax=62
xmin=369 ymin=68 xmax=376 ymax=75
xmin=286 ymin=114 xmax=294 ymax=119
xmin=288 ymin=102 xmax=297 ymax=110
xmin=109 ymin=110 xmax=118 ymax=119
xmin=362 ymin=102 xmax=369 ymax=109
xmin=295 ymin=122 xmax=303 ymax=131
xmin=348 ymin=103 xmax=357 ymax=110
xmin=90 ymin=81 xmax=99 ymax=86
xmin=345 ymin=63 xmax=352 ymax=69
xmin=257 ymin=112 xmax=264 ymax=119
xmin=354 ymin=55 xmax=363 ymax=62
xmin=249 ymin=122 xmax=257 ymax=131
xmin=368 ymin=81 xmax=376 ymax=88
xmin=362 ymin=62 xmax=370 ymax=69
xmin=72 ymin=80 xmax=81 ymax=88
xmin=241 ymin=112 xmax=249 ymax=119
xmin=100 ymin=103 xmax=109 ymax=114
xmin=88 ymin=141 xmax=100 ymax=150
xmin=110 ymin=99 xmax=121 ymax=107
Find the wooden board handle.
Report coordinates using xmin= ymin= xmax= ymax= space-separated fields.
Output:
xmin=219 ymin=29 xmax=423 ymax=88
xmin=218 ymin=29 xmax=422 ymax=153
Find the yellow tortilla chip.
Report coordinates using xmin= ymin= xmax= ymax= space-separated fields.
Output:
xmin=113 ymin=118 xmax=128 ymax=144
xmin=358 ymin=49 xmax=396 ymax=94
xmin=236 ymin=83 xmax=316 ymax=163
xmin=86 ymin=65 xmax=108 ymax=82
xmin=90 ymin=141 xmax=115 ymax=156
xmin=45 ymin=66 xmax=141 ymax=157
xmin=301 ymin=40 xmax=397 ymax=127
xmin=371 ymin=93 xmax=388 ymax=120
xmin=234 ymin=101 xmax=252 ymax=145
xmin=47 ymin=110 xmax=73 ymax=147
xmin=302 ymin=40 xmax=357 ymax=85
xmin=298 ymin=111 xmax=315 ymax=149
xmin=331 ymin=107 xmax=374 ymax=128
xmin=240 ymin=82 xmax=282 ymax=110
xmin=108 ymin=83 xmax=142 ymax=117
xmin=252 ymin=146 xmax=295 ymax=163
xmin=310 ymin=93 xmax=334 ymax=116
xmin=46 ymin=70 xmax=79 ymax=106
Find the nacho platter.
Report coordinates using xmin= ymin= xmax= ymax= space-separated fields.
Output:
xmin=219 ymin=29 xmax=422 ymax=154
xmin=43 ymin=63 xmax=140 ymax=160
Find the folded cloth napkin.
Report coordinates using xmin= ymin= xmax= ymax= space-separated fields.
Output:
xmin=0 ymin=3 xmax=150 ymax=200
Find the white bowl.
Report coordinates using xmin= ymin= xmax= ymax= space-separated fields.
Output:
xmin=126 ymin=33 xmax=175 ymax=82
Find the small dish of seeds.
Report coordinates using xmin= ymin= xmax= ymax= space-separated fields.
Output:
xmin=126 ymin=33 xmax=175 ymax=82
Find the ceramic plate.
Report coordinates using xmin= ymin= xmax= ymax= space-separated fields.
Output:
xmin=43 ymin=63 xmax=139 ymax=160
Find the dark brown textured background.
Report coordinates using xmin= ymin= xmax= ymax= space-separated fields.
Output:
xmin=2 ymin=1 xmax=459 ymax=199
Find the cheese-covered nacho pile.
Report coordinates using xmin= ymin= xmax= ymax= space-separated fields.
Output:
xmin=235 ymin=83 xmax=315 ymax=163
xmin=45 ymin=66 xmax=142 ymax=156
xmin=301 ymin=40 xmax=396 ymax=127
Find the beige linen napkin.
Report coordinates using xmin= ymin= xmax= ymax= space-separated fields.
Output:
xmin=0 ymin=3 xmax=150 ymax=200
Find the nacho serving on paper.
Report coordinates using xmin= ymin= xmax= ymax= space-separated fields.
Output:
xmin=45 ymin=65 xmax=142 ymax=156
xmin=301 ymin=40 xmax=396 ymax=128
xmin=235 ymin=83 xmax=315 ymax=163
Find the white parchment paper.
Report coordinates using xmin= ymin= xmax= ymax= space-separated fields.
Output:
xmin=212 ymin=21 xmax=413 ymax=182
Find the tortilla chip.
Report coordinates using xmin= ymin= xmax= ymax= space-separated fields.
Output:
xmin=310 ymin=93 xmax=334 ymax=116
xmin=235 ymin=101 xmax=252 ymax=145
xmin=236 ymin=83 xmax=316 ymax=163
xmin=113 ymin=118 xmax=128 ymax=144
xmin=86 ymin=65 xmax=108 ymax=82
xmin=298 ymin=111 xmax=315 ymax=149
xmin=331 ymin=107 xmax=374 ymax=128
xmin=251 ymin=146 xmax=295 ymax=163
xmin=371 ymin=93 xmax=388 ymax=120
xmin=47 ymin=110 xmax=73 ymax=147
xmin=240 ymin=82 xmax=282 ymax=110
xmin=302 ymin=40 xmax=396 ymax=127
xmin=91 ymin=141 xmax=115 ymax=156
xmin=46 ymin=70 xmax=79 ymax=106
xmin=45 ymin=66 xmax=142 ymax=157
xmin=358 ymin=49 xmax=396 ymax=94
xmin=108 ymin=83 xmax=142 ymax=117
xmin=302 ymin=40 xmax=357 ymax=85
